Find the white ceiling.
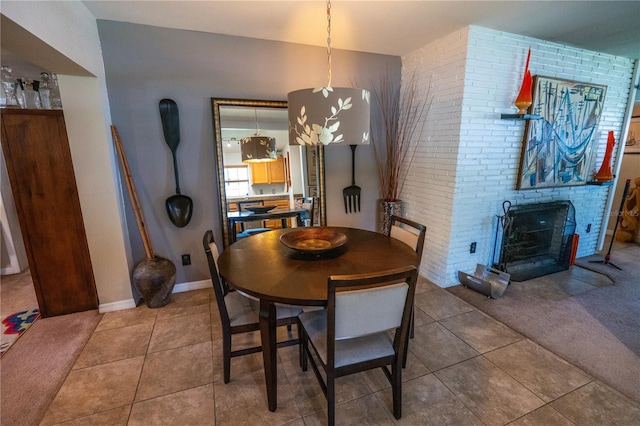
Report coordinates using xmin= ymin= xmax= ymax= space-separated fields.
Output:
xmin=83 ymin=1 xmax=640 ymax=60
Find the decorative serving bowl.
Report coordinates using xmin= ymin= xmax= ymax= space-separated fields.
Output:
xmin=279 ymin=227 xmax=347 ymax=255
xmin=245 ymin=205 xmax=277 ymax=213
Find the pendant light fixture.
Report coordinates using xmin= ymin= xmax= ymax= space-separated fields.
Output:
xmin=241 ymin=109 xmax=277 ymax=163
xmin=288 ymin=0 xmax=370 ymax=146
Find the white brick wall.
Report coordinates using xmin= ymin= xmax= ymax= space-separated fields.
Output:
xmin=402 ymin=26 xmax=635 ymax=287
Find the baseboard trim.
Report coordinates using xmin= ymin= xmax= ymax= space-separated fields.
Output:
xmin=173 ymin=279 xmax=212 ymax=293
xmin=97 ymin=279 xmax=212 ymax=313
xmin=99 ymin=298 xmax=136 ymax=313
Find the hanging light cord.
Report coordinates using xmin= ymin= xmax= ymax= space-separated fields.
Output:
xmin=326 ymin=0 xmax=332 ymax=88
xmin=254 ymin=108 xmax=260 ymax=136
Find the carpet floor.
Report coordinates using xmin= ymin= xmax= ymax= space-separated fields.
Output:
xmin=447 ymin=240 xmax=640 ymax=404
xmin=0 ymin=269 xmax=39 ymax=357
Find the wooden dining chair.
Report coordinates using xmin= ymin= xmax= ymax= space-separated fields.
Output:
xmin=236 ymin=199 xmax=271 ymax=238
xmin=298 ymin=266 xmax=418 ymax=426
xmin=294 ymin=196 xmax=315 ymax=226
xmin=203 ymin=230 xmax=302 ymax=383
xmin=389 ymin=215 xmax=426 ymax=367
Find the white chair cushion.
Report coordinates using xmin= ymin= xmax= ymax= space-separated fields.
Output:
xmin=299 ymin=309 xmax=395 ymax=368
xmin=224 ymin=291 xmax=259 ymax=326
xmin=390 ymin=225 xmax=419 ymax=251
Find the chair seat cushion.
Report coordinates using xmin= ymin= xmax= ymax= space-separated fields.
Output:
xmin=225 ymin=291 xmax=259 ymax=326
xmin=299 ymin=309 xmax=395 ymax=368
xmin=234 ymin=290 xmax=303 ymax=319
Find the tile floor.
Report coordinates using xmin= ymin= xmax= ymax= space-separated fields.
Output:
xmin=40 ymin=276 xmax=640 ymax=425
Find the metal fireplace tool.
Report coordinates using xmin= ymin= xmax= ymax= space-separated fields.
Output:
xmin=457 ymin=201 xmax=512 ymax=298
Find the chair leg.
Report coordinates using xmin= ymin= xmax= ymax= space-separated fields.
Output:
xmin=327 ymin=373 xmax=336 ymax=426
xmin=223 ymin=333 xmax=232 ymax=384
xmin=300 ymin=327 xmax=308 ymax=372
xmin=410 ymin=305 xmax=415 ymax=339
xmin=392 ymin=360 xmax=403 ymax=419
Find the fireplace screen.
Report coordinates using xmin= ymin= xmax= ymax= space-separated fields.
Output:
xmin=495 ymin=201 xmax=576 ymax=282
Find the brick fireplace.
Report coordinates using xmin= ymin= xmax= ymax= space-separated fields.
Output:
xmin=495 ymin=201 xmax=576 ymax=282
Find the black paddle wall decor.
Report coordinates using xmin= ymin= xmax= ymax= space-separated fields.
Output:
xmin=159 ymin=98 xmax=193 ymax=227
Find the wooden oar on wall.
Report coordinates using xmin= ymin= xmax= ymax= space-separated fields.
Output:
xmin=110 ymin=125 xmax=154 ymax=260
xmin=110 ymin=125 xmax=176 ymax=308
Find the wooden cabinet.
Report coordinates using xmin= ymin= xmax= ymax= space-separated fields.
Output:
xmin=251 ymin=156 xmax=285 ymax=184
xmin=264 ymin=199 xmax=292 ymax=228
xmin=1 ymin=109 xmax=98 ymax=317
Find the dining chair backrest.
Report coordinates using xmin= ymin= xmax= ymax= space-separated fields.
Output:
xmin=334 ymin=282 xmax=408 ymax=340
xmin=390 ymin=215 xmax=426 ymax=260
xmin=327 ymin=266 xmax=418 ymax=366
xmin=203 ymin=230 xmax=232 ymax=327
xmin=236 ymin=199 xmax=268 ymax=231
xmin=295 ymin=196 xmax=315 ymax=226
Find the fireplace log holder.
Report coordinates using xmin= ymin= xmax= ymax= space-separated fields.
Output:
xmin=458 ymin=264 xmax=510 ymax=299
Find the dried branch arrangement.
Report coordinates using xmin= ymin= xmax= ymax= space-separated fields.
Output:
xmin=370 ymin=72 xmax=430 ymax=201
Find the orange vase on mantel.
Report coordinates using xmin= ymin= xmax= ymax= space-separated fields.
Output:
xmin=514 ymin=48 xmax=533 ymax=114
xmin=594 ymin=131 xmax=615 ymax=182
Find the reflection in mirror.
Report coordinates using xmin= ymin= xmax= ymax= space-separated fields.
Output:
xmin=212 ymin=98 xmax=326 ymax=247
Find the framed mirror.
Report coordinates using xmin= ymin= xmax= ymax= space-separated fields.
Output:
xmin=212 ymin=98 xmax=326 ymax=247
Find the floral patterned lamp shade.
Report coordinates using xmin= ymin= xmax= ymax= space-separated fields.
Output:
xmin=288 ymin=87 xmax=370 ymax=146
xmin=286 ymin=1 xmax=370 ymax=146
xmin=241 ymin=136 xmax=276 ymax=163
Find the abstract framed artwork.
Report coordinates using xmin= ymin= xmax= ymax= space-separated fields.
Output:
xmin=517 ymin=75 xmax=607 ymax=189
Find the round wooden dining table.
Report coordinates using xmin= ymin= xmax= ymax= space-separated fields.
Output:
xmin=217 ymin=226 xmax=420 ymax=412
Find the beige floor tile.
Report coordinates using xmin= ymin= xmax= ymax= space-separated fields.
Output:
xmin=556 ymin=266 xmax=613 ymax=288
xmin=73 ymin=323 xmax=153 ymax=369
xmin=211 ymin=340 xmax=265 ymax=383
xmin=410 ymin=322 xmax=478 ymax=371
xmin=550 ymin=381 xmax=640 ymax=425
xmin=214 ymin=368 xmax=301 ymax=425
xmin=135 ymin=341 xmax=214 ymax=401
xmin=53 ymin=405 xmax=131 ymax=426
xmin=129 ymin=383 xmax=215 ymax=425
xmin=155 ymin=288 xmax=212 ymax=321
xmin=94 ymin=307 xmax=157 ymax=332
xmin=435 ymin=356 xmax=545 ymax=425
xmin=303 ymin=393 xmax=395 ymax=426
xmin=414 ymin=289 xmax=475 ymax=320
xmin=416 ymin=276 xmax=440 ymax=294
xmin=485 ymin=340 xmax=592 ymax=402
xmin=413 ymin=305 xmax=436 ymax=329
xmin=506 ymin=280 xmax=569 ymax=301
xmin=147 ymin=311 xmax=212 ymax=353
xmin=508 ymin=405 xmax=575 ymax=426
xmin=362 ymin=350 xmax=430 ymax=392
xmin=40 ymin=356 xmax=144 ymax=425
xmin=377 ymin=373 xmax=484 ymax=425
xmin=439 ymin=310 xmax=524 ymax=353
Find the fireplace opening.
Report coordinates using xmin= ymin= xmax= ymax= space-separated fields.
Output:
xmin=495 ymin=201 xmax=576 ymax=282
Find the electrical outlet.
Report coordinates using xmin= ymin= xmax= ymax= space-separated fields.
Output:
xmin=182 ymin=254 xmax=191 ymax=266
xmin=470 ymin=242 xmax=476 ymax=254
xmin=586 ymin=223 xmax=591 ymax=233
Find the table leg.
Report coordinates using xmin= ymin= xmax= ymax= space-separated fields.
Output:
xmin=259 ymin=298 xmax=277 ymax=411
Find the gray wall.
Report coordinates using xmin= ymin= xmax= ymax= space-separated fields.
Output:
xmin=97 ymin=21 xmax=400 ymax=286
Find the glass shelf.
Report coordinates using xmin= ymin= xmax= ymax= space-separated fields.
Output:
xmin=500 ymin=113 xmax=542 ymax=120
xmin=586 ymin=180 xmax=614 ymax=186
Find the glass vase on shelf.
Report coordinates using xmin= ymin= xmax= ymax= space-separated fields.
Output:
xmin=50 ymin=73 xmax=63 ymax=109
xmin=39 ymin=72 xmax=53 ymax=109
xmin=21 ymin=78 xmax=42 ymax=109
xmin=1 ymin=66 xmax=20 ymax=108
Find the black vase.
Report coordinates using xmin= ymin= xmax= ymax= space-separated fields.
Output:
xmin=132 ymin=256 xmax=176 ymax=308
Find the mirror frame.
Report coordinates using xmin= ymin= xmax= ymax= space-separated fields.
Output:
xmin=212 ymin=98 xmax=326 ymax=247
